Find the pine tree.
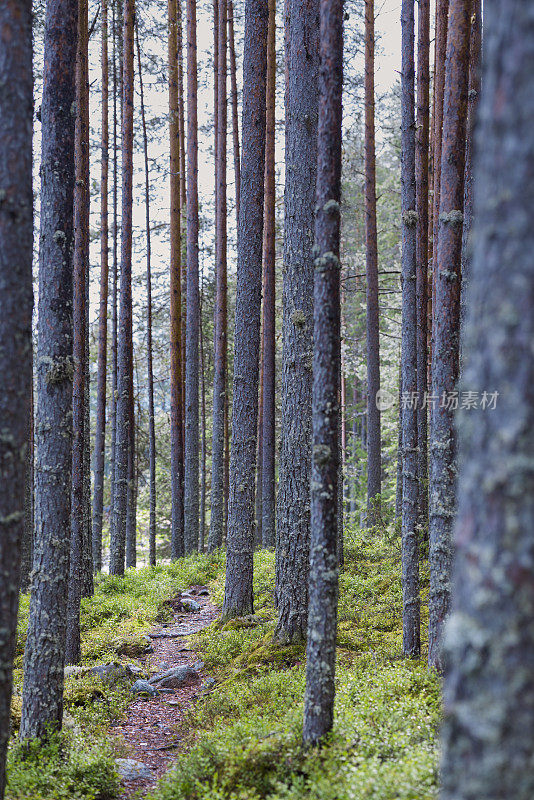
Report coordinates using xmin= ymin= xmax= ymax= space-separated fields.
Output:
xmin=222 ymin=0 xmax=268 ymax=620
xmin=20 ymin=0 xmax=78 ymax=740
xmin=428 ymin=0 xmax=470 ymax=670
xmin=228 ymin=0 xmax=240 ymax=224
xmin=275 ymin=0 xmax=319 ymax=643
xmin=303 ymin=0 xmax=343 ymax=745
xmin=0 ymin=0 xmax=33 ymax=789
xmin=441 ymin=3 xmax=534 ymax=794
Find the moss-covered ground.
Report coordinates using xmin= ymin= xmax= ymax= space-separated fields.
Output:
xmin=7 ymin=527 xmax=439 ymax=800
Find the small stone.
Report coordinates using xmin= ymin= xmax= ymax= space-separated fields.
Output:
xmin=180 ymin=598 xmax=201 ymax=613
xmin=91 ymin=663 xmax=132 ymax=685
xmin=116 ymin=758 xmax=153 ymax=781
xmin=193 ymin=660 xmax=205 ymax=671
xmin=203 ymin=677 xmax=216 ymax=689
xmin=64 ymin=665 xmax=86 ymax=679
xmin=149 ymin=665 xmax=198 ymax=689
xmin=131 ymin=679 xmax=159 ymax=697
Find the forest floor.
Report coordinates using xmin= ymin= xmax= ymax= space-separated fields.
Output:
xmin=8 ymin=530 xmax=441 ymax=800
xmin=114 ymin=586 xmax=219 ymax=798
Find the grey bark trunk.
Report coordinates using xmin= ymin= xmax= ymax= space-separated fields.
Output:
xmin=20 ymin=0 xmax=77 ymax=740
xmin=441 ymin=3 xmax=534 ymax=795
xmin=0 ymin=0 xmax=33 ymax=788
xmin=275 ymin=0 xmax=319 ymax=644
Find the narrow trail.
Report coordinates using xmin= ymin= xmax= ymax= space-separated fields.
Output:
xmin=113 ymin=586 xmax=219 ymax=799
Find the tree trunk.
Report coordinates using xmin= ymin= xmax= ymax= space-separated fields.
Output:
xmin=428 ymin=0 xmax=470 ymax=670
xmin=169 ymin=0 xmax=184 ymax=560
xmin=20 ymin=377 xmax=34 ymax=593
xmin=184 ymin=0 xmax=200 ymax=554
xmin=209 ymin=0 xmax=228 ymax=553
xmin=415 ymin=0 xmax=430 ymax=535
xmin=441 ymin=4 xmax=534 ymax=795
xmin=137 ymin=22 xmax=157 ymax=566
xmin=222 ymin=0 xmax=268 ymax=620
xmin=255 ymin=332 xmax=264 ymax=547
xmin=400 ymin=0 xmax=420 ymax=659
xmin=125 ymin=349 xmax=136 ymax=567
xmin=228 ymin=0 xmax=240 ymax=225
xmin=110 ymin=0 xmax=135 ymax=575
xmin=20 ymin=0 xmax=77 ymax=740
xmin=92 ymin=0 xmax=109 ymax=574
xmin=0 ymin=0 xmax=33 ymax=788
xmin=199 ymin=282 xmax=207 ymax=550
xmin=302 ymin=0 xmax=342 ymax=744
xmin=261 ymin=0 xmax=276 ymax=548
xmin=364 ymin=0 xmax=381 ymax=525
xmin=275 ymin=0 xmax=319 ymax=643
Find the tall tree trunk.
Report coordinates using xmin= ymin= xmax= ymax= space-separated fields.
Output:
xmin=21 ymin=377 xmax=34 ymax=593
xmin=460 ymin=0 xmax=481 ymax=327
xmin=228 ymin=0 xmax=240 ymax=225
xmin=199 ymin=282 xmax=207 ymax=551
xmin=209 ymin=0 xmax=228 ymax=553
xmin=255 ymin=332 xmax=264 ymax=546
xmin=0 ymin=0 xmax=33 ymax=788
xmin=136 ymin=22 xmax=157 ymax=566
xmin=428 ymin=0 xmax=470 ymax=670
xmin=184 ymin=0 xmax=200 ymax=554
xmin=125 ymin=348 xmax=136 ymax=567
xmin=275 ymin=0 xmax=319 ymax=643
xmin=416 ymin=0 xmax=430 ymax=535
xmin=441 ymin=4 xmax=534 ymax=794
xmin=169 ymin=0 xmax=185 ymax=560
xmin=110 ymin=0 xmax=135 ymax=575
xmin=302 ymin=0 xmax=342 ymax=744
xmin=222 ymin=0 xmax=268 ymax=620
xmin=20 ymin=0 xmax=77 ymax=740
xmin=82 ymin=263 xmax=93 ymax=596
xmin=92 ymin=0 xmax=109 ymax=573
xmin=400 ymin=0 xmax=420 ymax=659
xmin=261 ymin=0 xmax=276 ymax=548
xmin=65 ymin=0 xmax=89 ymax=665
xmin=364 ymin=0 xmax=381 ymax=525
xmin=109 ymin=0 xmax=120 ymax=552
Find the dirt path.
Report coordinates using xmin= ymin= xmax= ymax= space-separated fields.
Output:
xmin=112 ymin=585 xmax=219 ymax=798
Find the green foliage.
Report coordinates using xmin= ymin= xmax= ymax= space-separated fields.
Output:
xmin=149 ymin=541 xmax=439 ymax=800
xmin=6 ymin=732 xmax=120 ymax=800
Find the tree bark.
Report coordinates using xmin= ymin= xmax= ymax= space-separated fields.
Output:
xmin=20 ymin=0 xmax=77 ymax=740
xmin=441 ymin=4 xmax=534 ymax=795
xmin=428 ymin=0 xmax=470 ymax=670
xmin=275 ymin=0 xmax=319 ymax=643
xmin=125 ymin=345 xmax=136 ymax=567
xmin=0 ymin=0 xmax=33 ymax=787
xmin=184 ymin=0 xmax=200 ymax=554
xmin=222 ymin=0 xmax=268 ymax=620
xmin=20 ymin=377 xmax=34 ymax=593
xmin=91 ymin=0 xmax=109 ymax=574
xmin=169 ymin=0 xmax=185 ymax=560
xmin=364 ymin=0 xmax=381 ymax=525
xmin=416 ymin=0 xmax=430 ymax=535
xmin=199 ymin=281 xmax=207 ymax=550
xmin=66 ymin=0 xmax=89 ymax=664
xmin=209 ymin=0 xmax=228 ymax=553
xmin=302 ymin=0 xmax=342 ymax=745
xmin=110 ymin=0 xmax=135 ymax=575
xmin=400 ymin=0 xmax=420 ymax=658
xmin=261 ymin=0 xmax=276 ymax=548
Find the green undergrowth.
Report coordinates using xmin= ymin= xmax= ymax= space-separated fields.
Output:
xmin=149 ymin=526 xmax=439 ymax=800
xmin=7 ymin=552 xmax=224 ymax=800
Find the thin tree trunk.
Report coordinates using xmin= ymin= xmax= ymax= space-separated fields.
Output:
xmin=428 ymin=0 xmax=470 ymax=670
xmin=20 ymin=0 xmax=77 ymax=739
xmin=184 ymin=0 xmax=200 ymax=554
xmin=222 ymin=0 xmax=268 ymax=620
xmin=92 ymin=0 xmax=109 ymax=573
xmin=364 ymin=0 xmax=381 ymax=525
xmin=228 ymin=0 xmax=240 ymax=224
xmin=169 ymin=0 xmax=185 ymax=560
xmin=82 ymin=262 xmax=93 ymax=595
xmin=125 ymin=345 xmax=136 ymax=567
xmin=255 ymin=332 xmax=264 ymax=547
xmin=415 ymin=0 xmax=430 ymax=536
xmin=261 ymin=0 xmax=276 ymax=548
xmin=209 ymin=0 xmax=228 ymax=552
xmin=0 ymin=0 xmax=33 ymax=787
xmin=275 ymin=0 xmax=319 ymax=644
xmin=136 ymin=23 xmax=157 ymax=566
xmin=302 ymin=0 xmax=342 ymax=744
xmin=400 ymin=0 xmax=420 ymax=659
xmin=199 ymin=282 xmax=207 ymax=551
xmin=110 ymin=0 xmax=135 ymax=575
xmin=441 ymin=5 xmax=534 ymax=794
xmin=21 ymin=376 xmax=34 ymax=593
xmin=65 ymin=0 xmax=89 ymax=664
xmin=109 ymin=0 xmax=119 ymax=551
